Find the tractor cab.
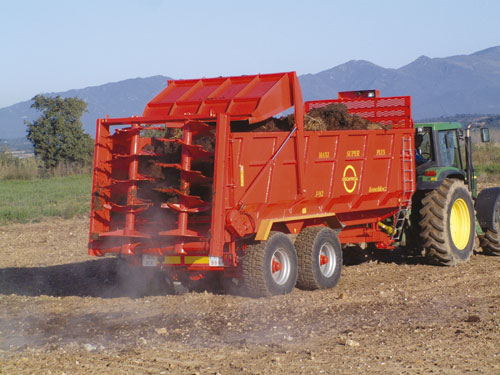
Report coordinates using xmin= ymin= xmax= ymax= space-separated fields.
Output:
xmin=415 ymin=122 xmax=490 ymax=198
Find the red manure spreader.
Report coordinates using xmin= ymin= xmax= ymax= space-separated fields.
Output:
xmin=89 ymin=71 xmax=500 ymax=296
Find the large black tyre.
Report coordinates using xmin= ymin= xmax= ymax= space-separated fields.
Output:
xmin=419 ymin=178 xmax=475 ymax=266
xmin=295 ymin=227 xmax=342 ymax=290
xmin=241 ymin=232 xmax=298 ymax=297
xmin=476 ymin=187 xmax=500 ymax=256
xmin=405 ymin=190 xmax=427 ymax=255
xmin=479 ymin=203 xmax=500 ymax=256
xmin=480 ymin=229 xmax=500 ymax=255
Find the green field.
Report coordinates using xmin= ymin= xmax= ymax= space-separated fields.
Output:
xmin=0 ymin=174 xmax=92 ymax=223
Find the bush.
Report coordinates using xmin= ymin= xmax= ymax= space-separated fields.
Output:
xmin=0 ymin=148 xmax=40 ymax=180
xmin=0 ymin=147 xmax=92 ymax=181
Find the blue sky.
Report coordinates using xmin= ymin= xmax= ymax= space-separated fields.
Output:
xmin=0 ymin=0 xmax=499 ymax=108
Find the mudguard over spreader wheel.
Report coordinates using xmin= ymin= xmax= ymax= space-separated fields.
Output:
xmin=241 ymin=232 xmax=298 ymax=297
xmin=419 ymin=178 xmax=475 ymax=266
xmin=295 ymin=227 xmax=342 ymax=290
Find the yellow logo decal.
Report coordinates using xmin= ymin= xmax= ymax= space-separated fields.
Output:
xmin=342 ymin=165 xmax=358 ymax=193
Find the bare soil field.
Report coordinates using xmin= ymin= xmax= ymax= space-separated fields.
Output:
xmin=1 ymin=216 xmax=500 ymax=374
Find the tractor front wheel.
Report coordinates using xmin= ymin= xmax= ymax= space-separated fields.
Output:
xmin=419 ymin=178 xmax=475 ymax=265
xmin=241 ymin=232 xmax=298 ymax=297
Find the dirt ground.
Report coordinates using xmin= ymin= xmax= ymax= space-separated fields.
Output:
xmin=1 ymin=217 xmax=500 ymax=374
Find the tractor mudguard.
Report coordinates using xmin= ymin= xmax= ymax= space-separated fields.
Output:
xmin=475 ymin=187 xmax=500 ymax=230
xmin=416 ymin=169 xmax=465 ymax=191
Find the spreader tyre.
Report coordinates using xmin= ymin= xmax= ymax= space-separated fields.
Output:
xmin=295 ymin=227 xmax=342 ymax=290
xmin=241 ymin=232 xmax=298 ymax=297
xmin=419 ymin=178 xmax=475 ymax=265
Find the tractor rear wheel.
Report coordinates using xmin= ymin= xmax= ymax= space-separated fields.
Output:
xmin=419 ymin=178 xmax=475 ymax=265
xmin=241 ymin=232 xmax=298 ymax=297
xmin=481 ymin=228 xmax=500 ymax=255
xmin=295 ymin=227 xmax=342 ymax=290
xmin=475 ymin=187 xmax=500 ymax=256
xmin=479 ymin=200 xmax=500 ymax=256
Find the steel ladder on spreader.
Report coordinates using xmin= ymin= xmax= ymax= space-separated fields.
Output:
xmin=392 ymin=133 xmax=415 ymax=241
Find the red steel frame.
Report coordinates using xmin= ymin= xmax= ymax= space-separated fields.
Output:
xmin=89 ymin=72 xmax=415 ymax=276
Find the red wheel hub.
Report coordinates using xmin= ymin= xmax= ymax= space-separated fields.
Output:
xmin=272 ymin=258 xmax=283 ymax=273
xmin=320 ymin=254 xmax=329 ymax=266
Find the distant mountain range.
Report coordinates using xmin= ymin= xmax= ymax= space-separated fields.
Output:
xmin=1 ymin=46 xmax=500 ymax=139
xmin=0 ymin=76 xmax=171 ymax=139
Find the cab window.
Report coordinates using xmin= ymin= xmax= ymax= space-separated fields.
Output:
xmin=437 ymin=130 xmax=461 ymax=168
xmin=419 ymin=128 xmax=433 ymax=160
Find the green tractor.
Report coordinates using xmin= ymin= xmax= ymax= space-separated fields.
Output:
xmin=408 ymin=121 xmax=500 ymax=265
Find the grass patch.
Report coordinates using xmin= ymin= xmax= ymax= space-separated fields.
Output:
xmin=0 ymin=174 xmax=92 ymax=224
xmin=472 ymin=142 xmax=500 ymax=183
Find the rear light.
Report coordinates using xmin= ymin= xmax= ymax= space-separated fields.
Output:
xmin=424 ymin=170 xmax=437 ymax=177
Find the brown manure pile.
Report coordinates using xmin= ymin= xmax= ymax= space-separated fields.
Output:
xmin=249 ymin=103 xmax=388 ymax=132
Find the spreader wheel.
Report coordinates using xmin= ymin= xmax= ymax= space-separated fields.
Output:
xmin=419 ymin=178 xmax=475 ymax=265
xmin=295 ymin=227 xmax=342 ymax=290
xmin=241 ymin=232 xmax=298 ymax=297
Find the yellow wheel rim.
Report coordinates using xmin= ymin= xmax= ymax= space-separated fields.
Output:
xmin=450 ymin=198 xmax=471 ymax=250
